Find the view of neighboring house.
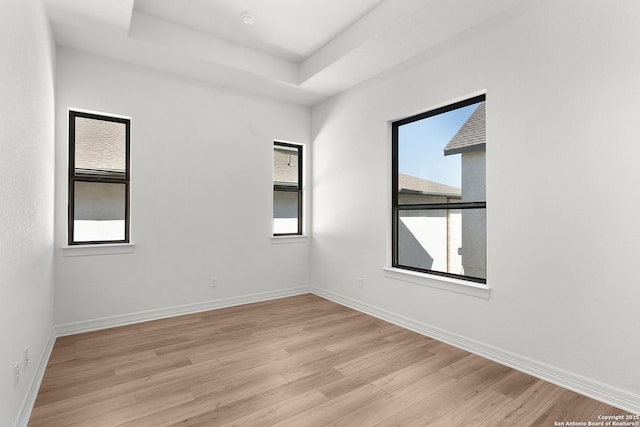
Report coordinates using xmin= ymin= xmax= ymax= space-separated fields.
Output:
xmin=72 ymin=116 xmax=127 ymax=242
xmin=444 ymin=101 xmax=486 ymax=279
xmin=273 ymin=145 xmax=300 ymax=234
xmin=397 ymin=173 xmax=463 ymax=275
xmin=398 ymin=101 xmax=486 ymax=279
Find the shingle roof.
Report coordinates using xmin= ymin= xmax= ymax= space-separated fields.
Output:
xmin=75 ymin=117 xmax=126 ymax=173
xmin=398 ymin=173 xmax=461 ymax=198
xmin=444 ymin=102 xmax=485 ymax=156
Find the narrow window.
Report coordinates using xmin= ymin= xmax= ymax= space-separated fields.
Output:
xmin=68 ymin=110 xmax=130 ymax=245
xmin=392 ymin=94 xmax=486 ymax=283
xmin=273 ymin=142 xmax=302 ymax=236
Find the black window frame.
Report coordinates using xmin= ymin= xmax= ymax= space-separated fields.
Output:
xmin=68 ymin=110 xmax=131 ymax=245
xmin=273 ymin=141 xmax=303 ymax=236
xmin=392 ymin=94 xmax=486 ymax=284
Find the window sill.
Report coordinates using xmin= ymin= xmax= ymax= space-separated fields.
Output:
xmin=382 ymin=267 xmax=490 ymax=299
xmin=271 ymin=235 xmax=309 ymax=245
xmin=62 ymin=242 xmax=136 ymax=257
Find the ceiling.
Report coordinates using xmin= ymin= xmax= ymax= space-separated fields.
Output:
xmin=133 ymin=0 xmax=385 ymax=63
xmin=44 ymin=0 xmax=532 ymax=106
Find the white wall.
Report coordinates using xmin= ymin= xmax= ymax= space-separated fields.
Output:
xmin=0 ymin=0 xmax=55 ymax=425
xmin=311 ymin=0 xmax=640 ymax=409
xmin=54 ymin=49 xmax=311 ymax=325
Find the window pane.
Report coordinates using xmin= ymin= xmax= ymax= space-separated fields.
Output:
xmin=273 ymin=190 xmax=299 ymax=234
xmin=274 ymin=146 xmax=299 ymax=187
xmin=75 ymin=117 xmax=126 ymax=176
xmin=74 ymin=181 xmax=126 ymax=242
xmin=398 ymin=101 xmax=485 ymax=204
xmin=397 ymin=208 xmax=485 ymax=280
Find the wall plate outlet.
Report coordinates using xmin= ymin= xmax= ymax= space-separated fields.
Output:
xmin=24 ymin=346 xmax=29 ymax=369
xmin=14 ymin=362 xmax=20 ymax=388
xmin=356 ymin=277 xmax=363 ymax=289
xmin=209 ymin=276 xmax=217 ymax=287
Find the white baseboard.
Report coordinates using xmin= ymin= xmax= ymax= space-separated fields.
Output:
xmin=18 ymin=285 xmax=638 ymax=427
xmin=310 ymin=286 xmax=640 ymax=415
xmin=54 ymin=286 xmax=310 ymax=336
xmin=17 ymin=286 xmax=309 ymax=426
xmin=14 ymin=328 xmax=56 ymax=427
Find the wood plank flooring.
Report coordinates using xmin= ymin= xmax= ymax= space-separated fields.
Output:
xmin=29 ymin=294 xmax=630 ymax=426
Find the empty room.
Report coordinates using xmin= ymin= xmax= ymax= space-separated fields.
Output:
xmin=2 ymin=0 xmax=639 ymax=425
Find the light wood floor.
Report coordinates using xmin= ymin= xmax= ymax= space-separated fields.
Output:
xmin=29 ymin=294 xmax=629 ymax=426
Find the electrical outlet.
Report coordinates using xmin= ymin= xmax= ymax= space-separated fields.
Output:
xmin=209 ymin=276 xmax=217 ymax=287
xmin=356 ymin=277 xmax=363 ymax=289
xmin=24 ymin=346 xmax=29 ymax=370
xmin=14 ymin=362 xmax=19 ymax=388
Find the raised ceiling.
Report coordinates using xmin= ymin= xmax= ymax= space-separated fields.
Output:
xmin=44 ymin=0 xmax=536 ymax=106
xmin=133 ymin=0 xmax=385 ymax=63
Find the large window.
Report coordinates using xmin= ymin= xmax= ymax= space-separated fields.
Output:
xmin=68 ymin=110 xmax=130 ymax=245
xmin=392 ymin=94 xmax=486 ymax=283
xmin=273 ymin=141 xmax=302 ymax=236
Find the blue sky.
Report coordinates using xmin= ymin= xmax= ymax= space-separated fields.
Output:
xmin=398 ymin=103 xmax=479 ymax=189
